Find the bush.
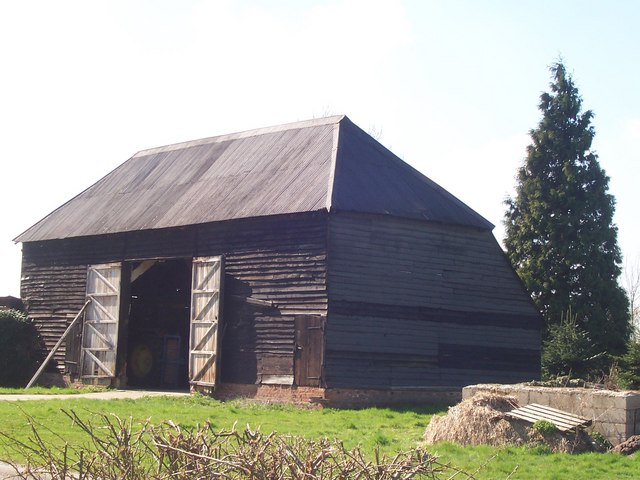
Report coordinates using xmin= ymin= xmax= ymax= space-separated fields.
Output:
xmin=590 ymin=431 xmax=613 ymax=451
xmin=532 ymin=419 xmax=558 ymax=435
xmin=617 ymin=341 xmax=640 ymax=389
xmin=541 ymin=309 xmax=607 ymax=380
xmin=0 ymin=309 xmax=43 ymax=387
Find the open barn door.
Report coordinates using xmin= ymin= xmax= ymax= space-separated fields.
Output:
xmin=189 ymin=256 xmax=224 ymax=389
xmin=80 ymin=263 xmax=122 ymax=381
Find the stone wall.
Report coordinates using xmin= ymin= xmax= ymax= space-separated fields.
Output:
xmin=464 ymin=384 xmax=640 ymax=445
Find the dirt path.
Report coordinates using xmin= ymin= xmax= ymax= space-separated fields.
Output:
xmin=0 ymin=462 xmax=45 ymax=479
xmin=0 ymin=463 xmax=22 ymax=479
xmin=0 ymin=389 xmax=189 ymax=402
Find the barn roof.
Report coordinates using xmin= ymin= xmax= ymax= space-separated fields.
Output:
xmin=15 ymin=115 xmax=493 ymax=242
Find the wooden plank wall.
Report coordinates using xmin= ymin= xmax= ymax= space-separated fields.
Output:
xmin=325 ymin=212 xmax=542 ymax=389
xmin=20 ymin=212 xmax=328 ymax=382
xmin=19 ymin=264 xmax=87 ymax=373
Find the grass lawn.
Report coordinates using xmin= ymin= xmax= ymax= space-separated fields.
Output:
xmin=0 ymin=386 xmax=104 ymax=395
xmin=431 ymin=443 xmax=640 ymax=479
xmin=0 ymin=395 xmax=438 ymax=457
xmin=0 ymin=394 xmax=638 ymax=478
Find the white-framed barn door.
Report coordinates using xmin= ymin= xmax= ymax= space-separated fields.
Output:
xmin=189 ymin=256 xmax=224 ymax=389
xmin=80 ymin=263 xmax=122 ymax=381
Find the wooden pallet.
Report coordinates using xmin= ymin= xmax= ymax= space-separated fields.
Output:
xmin=507 ymin=403 xmax=592 ymax=432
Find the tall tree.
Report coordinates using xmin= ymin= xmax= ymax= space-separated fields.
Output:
xmin=504 ymin=62 xmax=629 ymax=356
xmin=623 ymin=257 xmax=640 ymax=336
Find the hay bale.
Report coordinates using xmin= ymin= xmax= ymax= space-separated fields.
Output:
xmin=423 ymin=393 xmax=593 ymax=453
xmin=423 ymin=393 xmax=527 ymax=447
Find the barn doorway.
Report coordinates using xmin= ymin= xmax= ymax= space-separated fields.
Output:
xmin=125 ymin=259 xmax=191 ymax=389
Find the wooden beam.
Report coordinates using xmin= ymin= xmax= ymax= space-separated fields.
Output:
xmin=130 ymin=259 xmax=157 ymax=282
xmin=230 ymin=294 xmax=275 ymax=307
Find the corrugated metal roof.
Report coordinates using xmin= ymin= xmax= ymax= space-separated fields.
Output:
xmin=15 ymin=115 xmax=493 ymax=242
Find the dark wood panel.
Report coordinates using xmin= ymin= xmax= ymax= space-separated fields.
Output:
xmin=328 ymin=212 xmax=539 ymax=317
xmin=324 ymin=351 xmax=439 ymax=388
xmin=20 ymin=264 xmax=87 ymax=372
xmin=330 ymin=300 xmax=542 ymax=331
xmin=325 ymin=349 xmax=538 ymax=389
xmin=325 ymin=212 xmax=542 ymax=389
xmin=438 ymin=343 xmax=540 ymax=374
xmin=259 ymin=353 xmax=293 ymax=376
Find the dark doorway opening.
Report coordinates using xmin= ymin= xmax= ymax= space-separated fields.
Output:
xmin=126 ymin=259 xmax=191 ymax=389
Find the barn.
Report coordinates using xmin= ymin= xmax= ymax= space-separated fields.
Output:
xmin=15 ymin=115 xmax=542 ymax=404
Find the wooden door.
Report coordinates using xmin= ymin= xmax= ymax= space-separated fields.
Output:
xmin=189 ymin=256 xmax=224 ymax=388
xmin=294 ymin=315 xmax=325 ymax=387
xmin=80 ymin=263 xmax=122 ymax=380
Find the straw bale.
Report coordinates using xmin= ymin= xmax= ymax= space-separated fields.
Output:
xmin=423 ymin=393 xmax=527 ymax=447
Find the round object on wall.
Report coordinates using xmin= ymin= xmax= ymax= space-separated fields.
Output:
xmin=130 ymin=344 xmax=153 ymax=379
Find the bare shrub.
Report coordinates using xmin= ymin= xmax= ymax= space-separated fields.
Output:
xmin=0 ymin=409 xmax=473 ymax=479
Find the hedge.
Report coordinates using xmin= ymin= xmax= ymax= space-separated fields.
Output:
xmin=0 ymin=309 xmax=43 ymax=387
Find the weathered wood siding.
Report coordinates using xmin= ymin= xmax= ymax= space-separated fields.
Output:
xmin=20 ymin=264 xmax=87 ymax=374
xmin=325 ymin=212 xmax=542 ymax=389
xmin=20 ymin=212 xmax=328 ymax=382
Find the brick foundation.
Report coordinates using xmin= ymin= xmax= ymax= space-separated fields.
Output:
xmin=210 ymin=383 xmax=461 ymax=408
xmin=212 ymin=383 xmax=326 ymax=406
xmin=323 ymin=387 xmax=461 ymax=408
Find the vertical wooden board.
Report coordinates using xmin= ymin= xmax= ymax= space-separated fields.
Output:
xmin=189 ymin=256 xmax=224 ymax=387
xmin=80 ymin=263 xmax=121 ymax=379
xmin=294 ymin=315 xmax=325 ymax=387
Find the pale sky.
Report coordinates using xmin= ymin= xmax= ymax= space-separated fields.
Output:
xmin=1 ymin=0 xmax=639 ymax=297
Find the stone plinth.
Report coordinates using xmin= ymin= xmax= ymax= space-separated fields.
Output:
xmin=463 ymin=384 xmax=640 ymax=445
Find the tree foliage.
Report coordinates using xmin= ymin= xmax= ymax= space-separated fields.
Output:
xmin=504 ymin=62 xmax=629 ymax=356
xmin=623 ymin=257 xmax=640 ymax=337
xmin=618 ymin=340 xmax=640 ymax=389
xmin=0 ymin=309 xmax=43 ymax=387
xmin=541 ymin=309 xmax=605 ymax=380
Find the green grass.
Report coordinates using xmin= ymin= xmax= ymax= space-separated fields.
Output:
xmin=0 ymin=396 xmax=441 ymax=459
xmin=0 ymin=396 xmax=639 ymax=478
xmin=429 ymin=443 xmax=640 ymax=479
xmin=0 ymin=386 xmax=104 ymax=395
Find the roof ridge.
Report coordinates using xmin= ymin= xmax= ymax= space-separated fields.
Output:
xmin=325 ymin=120 xmax=343 ymax=212
xmin=134 ymin=115 xmax=346 ymax=158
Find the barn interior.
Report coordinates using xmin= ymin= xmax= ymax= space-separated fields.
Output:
xmin=125 ymin=259 xmax=191 ymax=390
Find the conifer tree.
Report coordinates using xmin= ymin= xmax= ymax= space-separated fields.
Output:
xmin=504 ymin=62 xmax=629 ymax=356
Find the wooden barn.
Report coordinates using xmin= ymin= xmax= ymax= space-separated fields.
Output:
xmin=15 ymin=115 xmax=542 ymax=404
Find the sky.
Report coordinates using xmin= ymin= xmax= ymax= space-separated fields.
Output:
xmin=1 ymin=0 xmax=639 ymax=297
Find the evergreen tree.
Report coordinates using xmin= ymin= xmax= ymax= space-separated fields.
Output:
xmin=541 ymin=309 xmax=605 ymax=380
xmin=504 ymin=62 xmax=629 ymax=356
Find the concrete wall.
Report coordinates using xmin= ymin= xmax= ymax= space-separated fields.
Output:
xmin=464 ymin=384 xmax=640 ymax=445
